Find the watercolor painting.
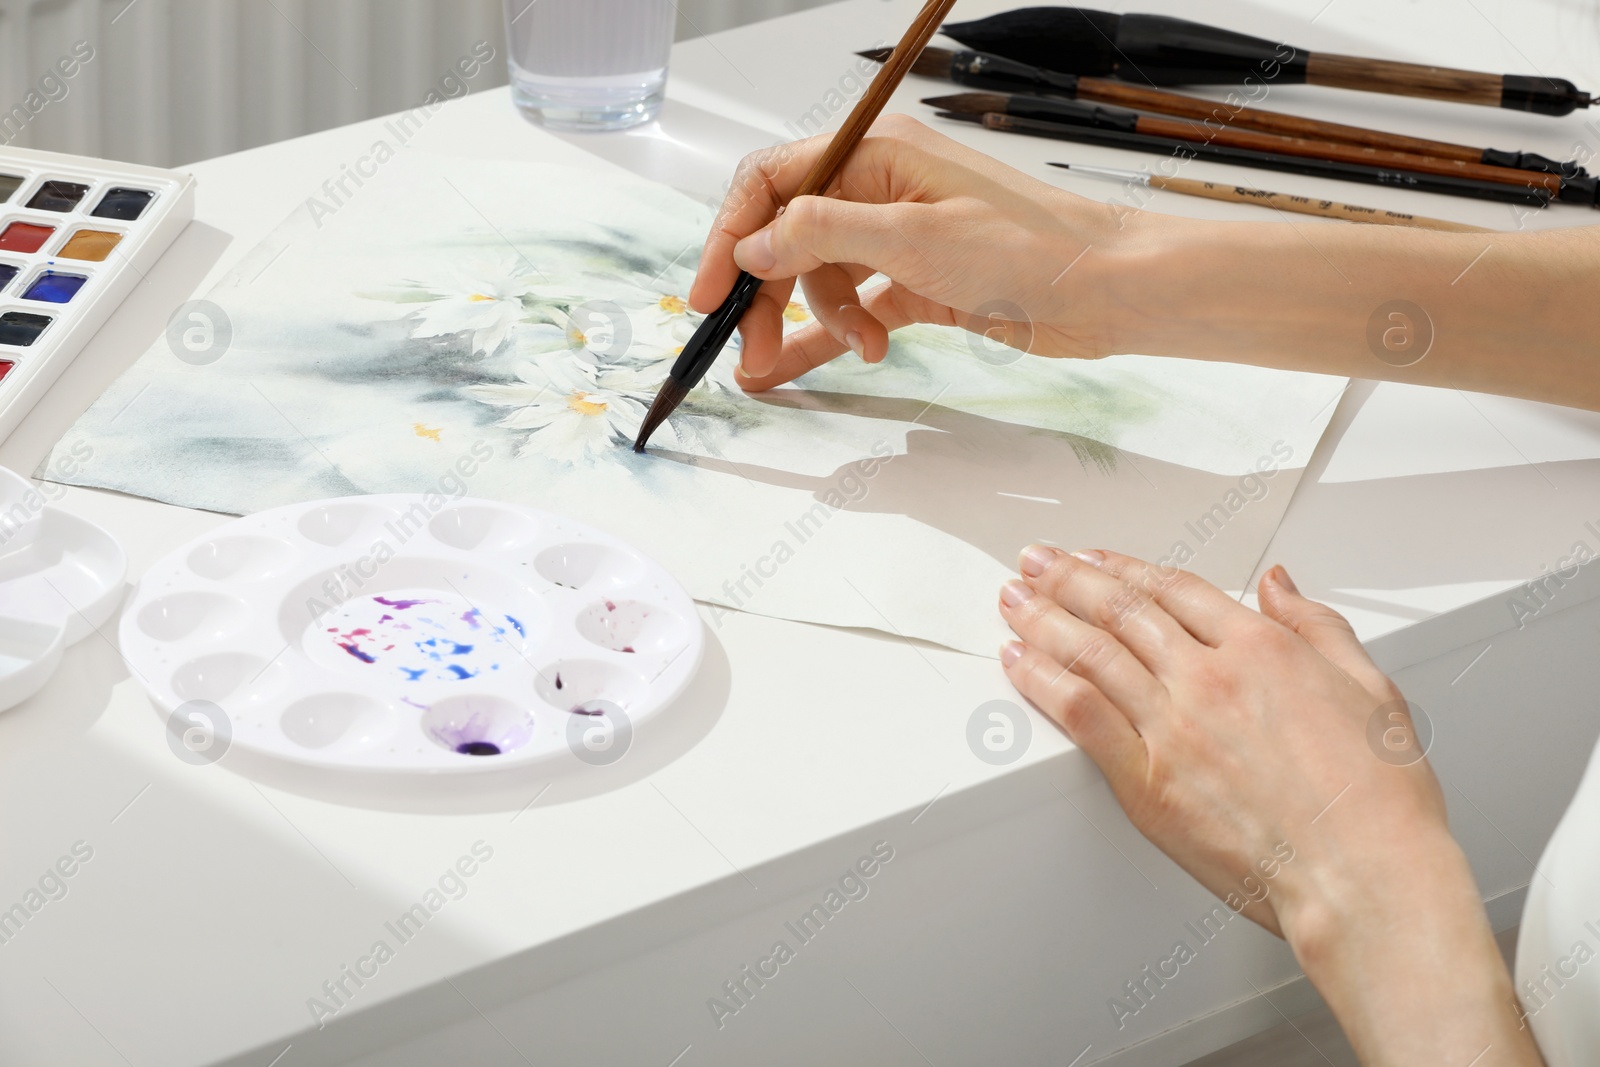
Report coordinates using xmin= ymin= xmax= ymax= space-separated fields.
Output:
xmin=40 ymin=153 xmax=1347 ymax=655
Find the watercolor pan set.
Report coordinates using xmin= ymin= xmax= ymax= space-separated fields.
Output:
xmin=120 ymin=495 xmax=703 ymax=774
xmin=0 ymin=146 xmax=194 ymax=442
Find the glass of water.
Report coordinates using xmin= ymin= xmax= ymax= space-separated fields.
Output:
xmin=502 ymin=0 xmax=678 ymax=131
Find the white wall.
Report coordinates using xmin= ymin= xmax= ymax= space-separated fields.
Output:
xmin=0 ymin=0 xmax=832 ymax=166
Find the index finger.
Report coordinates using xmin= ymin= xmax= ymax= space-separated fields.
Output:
xmin=690 ymin=135 xmax=833 ymax=314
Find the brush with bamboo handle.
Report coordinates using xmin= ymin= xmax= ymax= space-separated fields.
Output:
xmin=856 ymin=45 xmax=1587 ymax=178
xmin=632 ymin=0 xmax=962 ymax=452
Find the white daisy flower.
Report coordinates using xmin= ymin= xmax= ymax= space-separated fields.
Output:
xmin=465 ymin=354 xmax=674 ymax=461
xmin=401 ymin=260 xmax=578 ymax=358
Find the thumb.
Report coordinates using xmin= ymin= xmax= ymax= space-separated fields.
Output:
xmin=734 ymin=195 xmax=918 ymax=282
xmin=1259 ymin=565 xmax=1389 ymax=691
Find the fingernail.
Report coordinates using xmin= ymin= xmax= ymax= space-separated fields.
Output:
xmin=1000 ymin=580 xmax=1034 ymax=608
xmin=1020 ymin=544 xmax=1059 ymax=578
xmin=846 ymin=331 xmax=865 ymax=358
xmin=1271 ymin=565 xmax=1299 ymax=594
xmin=1000 ymin=641 xmax=1024 ymax=667
xmin=1071 ymin=549 xmax=1105 ymax=567
xmin=734 ymin=228 xmax=776 ymax=272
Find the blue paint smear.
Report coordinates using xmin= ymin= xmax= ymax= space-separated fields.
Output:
xmin=339 ymin=643 xmax=376 ymax=663
xmin=506 ymin=615 xmax=525 ymax=637
xmin=447 ymin=664 xmax=475 ymax=680
xmin=451 ymin=642 xmax=473 ymax=655
xmin=401 ymin=667 xmax=426 ymax=681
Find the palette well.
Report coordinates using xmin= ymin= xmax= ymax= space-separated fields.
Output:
xmin=0 ymin=465 xmax=127 ymax=712
xmin=0 ymin=146 xmax=194 ymax=443
xmin=118 ymin=495 xmax=704 ymax=774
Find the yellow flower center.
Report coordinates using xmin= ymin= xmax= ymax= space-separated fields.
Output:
xmin=568 ymin=328 xmax=588 ymax=347
xmin=658 ymin=294 xmax=688 ymax=315
xmin=468 ymin=293 xmax=496 ymax=302
xmin=783 ymin=302 xmax=809 ymax=322
xmin=567 ymin=391 xmax=608 ymax=416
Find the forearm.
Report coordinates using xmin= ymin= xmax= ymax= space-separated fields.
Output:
xmin=1278 ymin=830 xmax=1542 ymax=1066
xmin=1102 ymin=209 xmax=1600 ymax=410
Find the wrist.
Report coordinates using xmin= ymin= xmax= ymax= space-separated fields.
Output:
xmin=1273 ymin=829 xmax=1536 ymax=1063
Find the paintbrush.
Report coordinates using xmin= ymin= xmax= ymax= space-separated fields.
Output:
xmin=632 ymin=0 xmax=961 ymax=452
xmin=940 ymin=7 xmax=1593 ymax=116
xmin=858 ymin=45 xmax=1587 ymax=178
xmin=929 ymin=91 xmax=1596 ymax=202
xmin=934 ymin=110 xmax=1554 ymax=206
xmin=1057 ymin=162 xmax=1491 ymax=232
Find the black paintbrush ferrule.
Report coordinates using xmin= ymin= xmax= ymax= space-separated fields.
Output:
xmin=632 ymin=270 xmax=763 ymax=452
xmin=1002 ymin=94 xmax=1141 ymax=132
xmin=1480 ymin=147 xmax=1589 ymax=179
xmin=941 ymin=112 xmax=1555 ymax=207
xmin=667 ymin=269 xmax=764 ymax=391
xmin=950 ymin=49 xmax=1081 ymax=98
xmin=1501 ymin=74 xmax=1592 ymax=116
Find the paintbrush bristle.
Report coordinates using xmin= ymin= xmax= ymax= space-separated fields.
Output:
xmin=858 ymin=45 xmax=955 ymax=80
xmin=632 ymin=377 xmax=690 ymax=453
xmin=911 ymin=46 xmax=956 ymax=79
xmin=942 ymin=7 xmax=1122 ymax=74
xmin=922 ymin=91 xmax=1010 ymax=114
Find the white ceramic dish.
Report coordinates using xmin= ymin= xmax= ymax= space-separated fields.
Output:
xmin=119 ymin=495 xmax=704 ymax=774
xmin=0 ymin=615 xmax=65 ymax=712
xmin=0 ymin=466 xmax=43 ymax=556
xmin=0 ymin=507 xmax=127 ymax=643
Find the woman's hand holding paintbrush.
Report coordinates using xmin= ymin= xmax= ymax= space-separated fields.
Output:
xmin=632 ymin=0 xmax=960 ymax=451
xmin=690 ymin=116 xmax=1600 ymax=410
xmin=689 ymin=114 xmax=1116 ymax=388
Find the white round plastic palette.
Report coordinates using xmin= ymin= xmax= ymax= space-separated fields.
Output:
xmin=119 ymin=495 xmax=704 ymax=773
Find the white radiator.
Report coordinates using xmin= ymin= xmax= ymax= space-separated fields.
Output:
xmin=0 ymin=0 xmax=826 ymax=166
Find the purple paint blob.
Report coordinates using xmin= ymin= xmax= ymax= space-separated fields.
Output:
xmin=374 ymin=596 xmax=435 ymax=610
xmin=460 ymin=608 xmax=482 ymax=629
xmin=456 ymin=740 xmax=501 ymax=756
xmin=554 ymin=673 xmax=563 ymax=690
xmin=621 ymin=646 xmax=636 ymax=654
xmin=570 ymin=704 xmax=604 ymax=716
xmin=340 ymin=643 xmax=376 ymax=663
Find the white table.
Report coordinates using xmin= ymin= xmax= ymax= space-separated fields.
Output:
xmin=3 ymin=2 xmax=1599 ymax=1064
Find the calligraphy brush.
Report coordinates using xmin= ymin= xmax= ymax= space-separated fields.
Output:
xmin=929 ymin=91 xmax=1597 ymax=202
xmin=1057 ymin=162 xmax=1491 ymax=232
xmin=940 ymin=7 xmax=1593 ymax=116
xmin=632 ymin=0 xmax=961 ymax=452
xmin=857 ymin=45 xmax=1586 ymax=178
xmin=933 ymin=110 xmax=1554 ymax=207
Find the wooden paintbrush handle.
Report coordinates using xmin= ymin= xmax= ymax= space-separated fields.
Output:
xmin=793 ymin=0 xmax=958 ymax=198
xmin=1135 ymin=114 xmax=1562 ymax=192
xmin=1305 ymin=53 xmax=1502 ymax=106
xmin=1075 ymin=75 xmax=1481 ymax=163
xmin=1149 ymin=175 xmax=1491 ymax=232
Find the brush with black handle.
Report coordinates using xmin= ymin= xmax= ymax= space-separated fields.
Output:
xmin=858 ymin=45 xmax=1586 ymax=178
xmin=929 ymin=91 xmax=1598 ymax=205
xmin=939 ymin=7 xmax=1593 ymax=116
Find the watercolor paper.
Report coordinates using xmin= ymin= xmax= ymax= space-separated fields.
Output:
xmin=41 ymin=153 xmax=1346 ymax=655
